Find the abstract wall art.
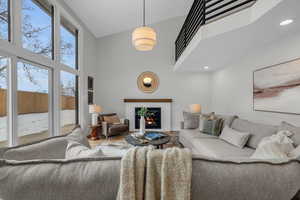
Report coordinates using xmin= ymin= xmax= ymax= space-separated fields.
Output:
xmin=253 ymin=58 xmax=300 ymax=115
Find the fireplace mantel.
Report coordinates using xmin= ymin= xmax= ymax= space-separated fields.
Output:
xmin=124 ymin=99 xmax=172 ymax=103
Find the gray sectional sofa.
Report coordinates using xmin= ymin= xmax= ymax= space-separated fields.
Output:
xmin=180 ymin=115 xmax=294 ymax=159
xmin=0 ymin=125 xmax=300 ymax=200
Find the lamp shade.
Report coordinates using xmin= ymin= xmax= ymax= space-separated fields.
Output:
xmin=132 ymin=26 xmax=157 ymax=51
xmin=189 ymin=104 xmax=201 ymax=113
xmin=89 ymin=104 xmax=102 ymax=114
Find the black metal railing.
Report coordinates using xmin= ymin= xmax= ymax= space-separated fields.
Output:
xmin=175 ymin=0 xmax=256 ymax=61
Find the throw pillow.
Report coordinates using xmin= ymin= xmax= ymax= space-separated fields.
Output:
xmin=288 ymin=145 xmax=300 ymax=159
xmin=278 ymin=121 xmax=300 ymax=146
xmin=219 ymin=125 xmax=250 ymax=148
xmin=67 ymin=128 xmax=90 ymax=148
xmin=251 ymin=131 xmax=295 ymax=160
xmin=183 ymin=111 xmax=199 ymax=129
xmin=200 ymin=117 xmax=224 ymax=136
xmin=65 ymin=141 xmax=103 ymax=159
xmin=104 ymin=115 xmax=121 ymax=124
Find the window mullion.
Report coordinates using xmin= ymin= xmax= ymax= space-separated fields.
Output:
xmin=8 ymin=57 xmax=18 ymax=146
xmin=53 ymin=68 xmax=60 ymax=136
xmin=10 ymin=0 xmax=22 ymax=47
xmin=53 ymin=5 xmax=60 ymax=63
xmin=52 ymin=6 xmax=61 ymax=136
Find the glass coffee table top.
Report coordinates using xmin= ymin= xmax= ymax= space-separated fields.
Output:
xmin=125 ymin=131 xmax=170 ymax=149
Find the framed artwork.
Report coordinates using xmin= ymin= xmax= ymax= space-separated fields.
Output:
xmin=88 ymin=76 xmax=94 ymax=105
xmin=253 ymin=58 xmax=300 ymax=115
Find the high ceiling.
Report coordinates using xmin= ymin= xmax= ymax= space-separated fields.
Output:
xmin=63 ymin=0 xmax=194 ymax=38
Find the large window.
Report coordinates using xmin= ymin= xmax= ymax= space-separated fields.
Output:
xmin=0 ymin=56 xmax=9 ymax=147
xmin=60 ymin=16 xmax=78 ymax=69
xmin=22 ymin=0 xmax=53 ymax=58
xmin=0 ymin=0 xmax=10 ymax=40
xmin=60 ymin=71 xmax=78 ymax=135
xmin=0 ymin=1 xmax=82 ymax=146
xmin=17 ymin=61 xmax=50 ymax=144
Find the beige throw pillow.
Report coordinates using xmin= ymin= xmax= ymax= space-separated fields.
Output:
xmin=65 ymin=141 xmax=103 ymax=159
xmin=219 ymin=125 xmax=250 ymax=148
xmin=289 ymin=145 xmax=300 ymax=159
xmin=103 ymin=115 xmax=121 ymax=124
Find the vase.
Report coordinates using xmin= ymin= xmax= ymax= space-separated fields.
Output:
xmin=137 ymin=116 xmax=145 ymax=138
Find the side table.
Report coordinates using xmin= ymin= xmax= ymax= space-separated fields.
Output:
xmin=87 ymin=125 xmax=101 ymax=140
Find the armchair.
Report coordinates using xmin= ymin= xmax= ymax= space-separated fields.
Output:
xmin=99 ymin=113 xmax=129 ymax=138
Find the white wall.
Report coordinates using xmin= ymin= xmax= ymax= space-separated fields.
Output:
xmin=212 ymin=33 xmax=300 ymax=126
xmin=95 ymin=17 xmax=213 ymax=130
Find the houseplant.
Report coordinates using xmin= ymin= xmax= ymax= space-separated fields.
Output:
xmin=136 ymin=107 xmax=152 ymax=137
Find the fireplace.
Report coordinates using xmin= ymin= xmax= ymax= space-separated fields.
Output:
xmin=135 ymin=107 xmax=161 ymax=129
xmin=124 ymin=99 xmax=172 ymax=131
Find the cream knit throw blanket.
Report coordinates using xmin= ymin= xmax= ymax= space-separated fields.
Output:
xmin=117 ymin=147 xmax=192 ymax=200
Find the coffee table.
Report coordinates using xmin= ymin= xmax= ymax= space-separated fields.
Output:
xmin=125 ymin=132 xmax=170 ymax=149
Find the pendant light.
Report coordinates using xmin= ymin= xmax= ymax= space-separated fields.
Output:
xmin=132 ymin=0 xmax=157 ymax=51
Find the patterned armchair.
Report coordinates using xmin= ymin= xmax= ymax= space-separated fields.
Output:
xmin=99 ymin=113 xmax=129 ymax=138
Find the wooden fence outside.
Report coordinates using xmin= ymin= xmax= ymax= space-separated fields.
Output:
xmin=0 ymin=88 xmax=75 ymax=117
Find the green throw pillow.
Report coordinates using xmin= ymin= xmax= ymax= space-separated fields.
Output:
xmin=201 ymin=118 xmax=224 ymax=136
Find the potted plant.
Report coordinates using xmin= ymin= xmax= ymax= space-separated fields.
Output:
xmin=136 ymin=107 xmax=152 ymax=137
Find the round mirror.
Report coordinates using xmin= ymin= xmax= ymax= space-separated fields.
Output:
xmin=137 ymin=71 xmax=159 ymax=93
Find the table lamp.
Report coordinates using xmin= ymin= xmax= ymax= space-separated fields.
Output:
xmin=89 ymin=104 xmax=102 ymax=126
xmin=189 ymin=104 xmax=201 ymax=114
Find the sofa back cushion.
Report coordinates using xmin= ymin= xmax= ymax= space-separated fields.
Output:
xmin=3 ymin=127 xmax=89 ymax=161
xmin=0 ymin=158 xmax=121 ymax=200
xmin=216 ymin=115 xmax=238 ymax=127
xmin=183 ymin=112 xmax=199 ymax=129
xmin=67 ymin=128 xmax=90 ymax=148
xmin=231 ymin=119 xmax=277 ymax=149
xmin=278 ymin=121 xmax=300 ymax=146
xmin=3 ymin=136 xmax=67 ymax=161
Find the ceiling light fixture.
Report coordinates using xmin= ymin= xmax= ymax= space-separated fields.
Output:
xmin=132 ymin=0 xmax=157 ymax=51
xmin=203 ymin=66 xmax=209 ymax=70
xmin=280 ymin=19 xmax=293 ymax=26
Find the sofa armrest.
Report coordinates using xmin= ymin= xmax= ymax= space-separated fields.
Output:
xmin=124 ymin=119 xmax=129 ymax=127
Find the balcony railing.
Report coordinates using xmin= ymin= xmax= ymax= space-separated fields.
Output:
xmin=175 ymin=0 xmax=256 ymax=61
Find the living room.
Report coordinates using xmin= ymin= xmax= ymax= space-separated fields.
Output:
xmin=0 ymin=0 xmax=300 ymax=199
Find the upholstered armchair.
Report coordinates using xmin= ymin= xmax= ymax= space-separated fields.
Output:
xmin=99 ymin=113 xmax=129 ymax=138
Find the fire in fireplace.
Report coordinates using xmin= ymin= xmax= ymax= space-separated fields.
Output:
xmin=135 ymin=107 xmax=161 ymax=129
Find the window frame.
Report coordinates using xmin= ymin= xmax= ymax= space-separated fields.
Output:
xmin=0 ymin=0 xmax=12 ymax=42
xmin=60 ymin=15 xmax=79 ymax=70
xmin=0 ymin=0 xmax=84 ymax=147
xmin=16 ymin=58 xmax=53 ymax=144
xmin=21 ymin=0 xmax=55 ymax=59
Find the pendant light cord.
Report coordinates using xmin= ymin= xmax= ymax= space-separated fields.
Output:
xmin=143 ymin=0 xmax=146 ymax=26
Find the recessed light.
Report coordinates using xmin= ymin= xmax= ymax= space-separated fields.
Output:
xmin=280 ymin=19 xmax=293 ymax=26
xmin=203 ymin=66 xmax=209 ymax=70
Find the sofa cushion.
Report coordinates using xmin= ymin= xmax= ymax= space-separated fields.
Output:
xmin=65 ymin=141 xmax=103 ymax=159
xmin=3 ymin=136 xmax=67 ymax=161
xmin=0 ymin=158 xmax=121 ymax=200
xmin=103 ymin=115 xmax=120 ymax=124
xmin=179 ymin=129 xmax=253 ymax=158
xmin=216 ymin=114 xmax=238 ymax=127
xmin=201 ymin=118 xmax=223 ymax=136
xmin=219 ymin=126 xmax=250 ymax=148
xmin=278 ymin=121 xmax=300 ymax=146
xmin=192 ymin=137 xmax=254 ymax=158
xmin=183 ymin=112 xmax=199 ymax=129
xmin=231 ymin=119 xmax=277 ymax=149
xmin=67 ymin=128 xmax=90 ymax=148
xmin=179 ymin=129 xmax=217 ymax=154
